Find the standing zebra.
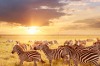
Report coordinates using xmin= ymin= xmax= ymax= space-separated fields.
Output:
xmin=78 ymin=41 xmax=100 ymax=54
xmin=63 ymin=45 xmax=100 ymax=66
xmin=11 ymin=44 xmax=45 ymax=66
xmin=34 ymin=43 xmax=68 ymax=66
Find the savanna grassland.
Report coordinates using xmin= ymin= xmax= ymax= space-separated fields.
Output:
xmin=0 ymin=35 xmax=100 ymax=66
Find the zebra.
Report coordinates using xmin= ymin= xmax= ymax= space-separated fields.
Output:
xmin=48 ymin=41 xmax=53 ymax=45
xmin=78 ymin=41 xmax=100 ymax=54
xmin=63 ymin=45 xmax=100 ymax=66
xmin=86 ymin=39 xmax=94 ymax=42
xmin=53 ymin=40 xmax=58 ymax=44
xmin=34 ymin=43 xmax=69 ymax=66
xmin=74 ymin=40 xmax=86 ymax=46
xmin=11 ymin=44 xmax=45 ymax=66
xmin=78 ymin=40 xmax=86 ymax=46
xmin=72 ymin=40 xmax=86 ymax=51
xmin=64 ymin=40 xmax=73 ymax=46
xmin=6 ymin=39 xmax=13 ymax=43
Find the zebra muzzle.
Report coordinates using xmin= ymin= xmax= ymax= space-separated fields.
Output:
xmin=11 ymin=51 xmax=14 ymax=54
xmin=34 ymin=47 xmax=37 ymax=50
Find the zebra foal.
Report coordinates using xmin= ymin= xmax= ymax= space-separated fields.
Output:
xmin=11 ymin=44 xmax=45 ymax=66
xmin=34 ymin=43 xmax=68 ymax=66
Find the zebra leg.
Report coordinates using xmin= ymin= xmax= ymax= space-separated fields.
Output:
xmin=67 ymin=56 xmax=71 ymax=66
xmin=49 ymin=60 xmax=52 ymax=66
xmin=33 ymin=61 xmax=37 ymax=66
xmin=91 ymin=61 xmax=100 ymax=66
xmin=73 ymin=59 xmax=78 ymax=66
xmin=62 ymin=55 xmax=69 ymax=65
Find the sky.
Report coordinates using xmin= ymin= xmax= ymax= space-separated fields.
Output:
xmin=0 ymin=0 xmax=100 ymax=35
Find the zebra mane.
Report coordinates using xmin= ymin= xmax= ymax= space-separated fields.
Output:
xmin=65 ymin=45 xmax=76 ymax=54
xmin=43 ymin=44 xmax=49 ymax=49
xmin=41 ymin=44 xmax=52 ymax=53
xmin=15 ymin=44 xmax=24 ymax=52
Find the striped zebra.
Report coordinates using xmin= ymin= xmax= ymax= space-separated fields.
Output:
xmin=34 ymin=43 xmax=68 ymax=66
xmin=11 ymin=44 xmax=45 ymax=66
xmin=63 ymin=45 xmax=100 ymax=66
xmin=72 ymin=40 xmax=86 ymax=51
xmin=78 ymin=40 xmax=86 ymax=45
xmin=78 ymin=41 xmax=100 ymax=54
xmin=74 ymin=40 xmax=86 ymax=47
xmin=64 ymin=40 xmax=73 ymax=46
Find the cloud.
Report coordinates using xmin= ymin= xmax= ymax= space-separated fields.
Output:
xmin=0 ymin=0 xmax=65 ymax=26
xmin=59 ymin=17 xmax=100 ymax=31
xmin=74 ymin=17 xmax=100 ymax=28
xmin=0 ymin=0 xmax=99 ymax=27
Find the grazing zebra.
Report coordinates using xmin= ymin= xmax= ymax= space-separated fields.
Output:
xmin=48 ymin=41 xmax=53 ymax=45
xmin=11 ymin=44 xmax=45 ymax=66
xmin=34 ymin=43 xmax=68 ymax=66
xmin=86 ymin=39 xmax=94 ymax=42
xmin=6 ymin=39 xmax=13 ymax=43
xmin=78 ymin=40 xmax=86 ymax=46
xmin=53 ymin=40 xmax=58 ymax=44
xmin=16 ymin=41 xmax=27 ymax=51
xmin=74 ymin=40 xmax=86 ymax=46
xmin=63 ymin=45 xmax=100 ymax=66
xmin=64 ymin=40 xmax=73 ymax=46
xmin=72 ymin=40 xmax=85 ymax=50
xmin=34 ymin=40 xmax=42 ymax=44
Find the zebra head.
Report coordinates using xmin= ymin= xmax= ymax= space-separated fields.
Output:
xmin=12 ymin=44 xmax=18 ymax=54
xmin=93 ymin=41 xmax=100 ymax=46
xmin=11 ymin=44 xmax=23 ymax=54
xmin=34 ymin=43 xmax=48 ymax=50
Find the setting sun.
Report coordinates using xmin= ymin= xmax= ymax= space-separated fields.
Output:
xmin=27 ymin=26 xmax=38 ymax=34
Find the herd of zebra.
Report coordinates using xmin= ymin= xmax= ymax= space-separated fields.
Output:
xmin=11 ymin=38 xmax=100 ymax=66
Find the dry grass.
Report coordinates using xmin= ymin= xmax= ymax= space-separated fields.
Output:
xmin=0 ymin=35 xmax=100 ymax=66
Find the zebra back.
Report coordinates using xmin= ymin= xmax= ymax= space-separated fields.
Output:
xmin=64 ymin=45 xmax=99 ymax=66
xmin=34 ymin=43 xmax=67 ymax=60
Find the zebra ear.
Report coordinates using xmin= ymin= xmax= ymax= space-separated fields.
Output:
xmin=15 ymin=41 xmax=20 ymax=45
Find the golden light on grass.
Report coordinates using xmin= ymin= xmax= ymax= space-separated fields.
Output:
xmin=27 ymin=26 xmax=39 ymax=34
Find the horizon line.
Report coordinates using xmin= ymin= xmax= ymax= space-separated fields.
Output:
xmin=0 ymin=34 xmax=100 ymax=36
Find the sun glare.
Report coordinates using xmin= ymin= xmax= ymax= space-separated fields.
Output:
xmin=27 ymin=26 xmax=38 ymax=34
